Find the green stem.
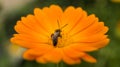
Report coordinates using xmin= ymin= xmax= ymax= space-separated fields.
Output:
xmin=57 ymin=63 xmax=59 ymax=67
xmin=56 ymin=61 xmax=64 ymax=67
xmin=56 ymin=62 xmax=64 ymax=67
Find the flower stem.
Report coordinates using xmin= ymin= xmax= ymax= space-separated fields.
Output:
xmin=57 ymin=63 xmax=59 ymax=67
xmin=56 ymin=61 xmax=64 ymax=67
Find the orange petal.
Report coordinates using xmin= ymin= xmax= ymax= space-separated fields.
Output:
xmin=81 ymin=38 xmax=110 ymax=48
xmin=62 ymin=46 xmax=85 ymax=58
xmin=62 ymin=7 xmax=85 ymax=33
xmin=82 ymin=54 xmax=97 ymax=63
xmin=10 ymin=33 xmax=51 ymax=48
xmin=72 ymin=34 xmax=108 ymax=43
xmin=71 ymin=21 xmax=108 ymax=42
xmin=70 ymin=38 xmax=110 ymax=51
xmin=14 ymin=20 xmax=49 ymax=37
xmin=23 ymin=50 xmax=36 ymax=61
xmin=61 ymin=49 xmax=81 ymax=64
xmin=68 ymin=14 xmax=97 ymax=36
xmin=15 ymin=21 xmax=35 ymax=35
xmin=78 ymin=22 xmax=108 ymax=36
xmin=11 ymin=37 xmax=52 ymax=48
xmin=25 ymin=46 xmax=53 ymax=55
xmin=11 ymin=38 xmax=40 ymax=48
xmin=12 ymin=34 xmax=49 ymax=43
xmin=69 ymin=43 xmax=98 ymax=52
xmin=98 ymin=26 xmax=109 ymax=34
xmin=23 ymin=46 xmax=53 ymax=60
xmin=34 ymin=8 xmax=53 ymax=33
xmin=61 ymin=6 xmax=75 ymax=25
xmin=62 ymin=57 xmax=81 ymax=65
xmin=42 ymin=5 xmax=63 ymax=30
xmin=43 ymin=48 xmax=62 ymax=63
xmin=89 ymin=38 xmax=110 ymax=48
xmin=21 ymin=15 xmax=49 ymax=36
xmin=36 ymin=56 xmax=47 ymax=64
xmin=73 ymin=22 xmax=109 ymax=38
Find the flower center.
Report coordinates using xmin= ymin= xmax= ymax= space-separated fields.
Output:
xmin=47 ymin=22 xmax=71 ymax=48
xmin=56 ymin=33 xmax=73 ymax=48
xmin=50 ymin=30 xmax=73 ymax=48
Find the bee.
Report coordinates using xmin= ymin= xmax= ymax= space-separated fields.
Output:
xmin=51 ymin=21 xmax=68 ymax=46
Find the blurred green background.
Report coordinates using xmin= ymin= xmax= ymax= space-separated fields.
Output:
xmin=0 ymin=0 xmax=120 ymax=67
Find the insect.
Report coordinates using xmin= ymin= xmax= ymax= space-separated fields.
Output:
xmin=51 ymin=21 xmax=68 ymax=46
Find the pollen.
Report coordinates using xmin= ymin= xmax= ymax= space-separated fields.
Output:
xmin=57 ymin=33 xmax=73 ymax=48
xmin=47 ymin=30 xmax=73 ymax=48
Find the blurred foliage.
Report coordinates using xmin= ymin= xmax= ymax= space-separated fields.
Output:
xmin=0 ymin=0 xmax=120 ymax=67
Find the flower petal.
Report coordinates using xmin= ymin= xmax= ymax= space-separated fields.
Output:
xmin=62 ymin=46 xmax=85 ymax=58
xmin=62 ymin=57 xmax=81 ymax=65
xmin=21 ymin=15 xmax=49 ymax=36
xmin=15 ymin=21 xmax=36 ymax=35
xmin=68 ymin=14 xmax=97 ymax=36
xmin=12 ymin=34 xmax=48 ymax=43
xmin=42 ymin=5 xmax=63 ymax=30
xmin=72 ymin=34 xmax=108 ymax=43
xmin=43 ymin=48 xmax=62 ymax=63
xmin=62 ymin=50 xmax=81 ymax=65
xmin=62 ymin=7 xmax=85 ymax=33
xmin=69 ymin=43 xmax=98 ymax=52
xmin=71 ymin=21 xmax=108 ymax=43
xmin=72 ymin=22 xmax=108 ymax=38
xmin=34 ymin=8 xmax=54 ymax=33
xmin=69 ymin=39 xmax=110 ymax=52
xmin=11 ymin=36 xmax=52 ymax=48
xmin=61 ymin=6 xmax=75 ymax=26
xmin=10 ymin=33 xmax=51 ymax=48
xmin=36 ymin=56 xmax=47 ymax=64
xmin=23 ymin=50 xmax=36 ymax=61
xmin=23 ymin=46 xmax=53 ymax=60
xmin=82 ymin=54 xmax=97 ymax=63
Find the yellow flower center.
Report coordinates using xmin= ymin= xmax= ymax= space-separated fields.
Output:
xmin=56 ymin=32 xmax=73 ymax=48
xmin=48 ymin=30 xmax=73 ymax=48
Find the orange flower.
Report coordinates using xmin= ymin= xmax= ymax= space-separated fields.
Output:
xmin=11 ymin=5 xmax=109 ymax=64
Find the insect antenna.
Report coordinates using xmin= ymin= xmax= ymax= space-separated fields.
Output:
xmin=57 ymin=20 xmax=60 ymax=29
xmin=57 ymin=19 xmax=68 ymax=30
xmin=60 ymin=24 xmax=68 ymax=30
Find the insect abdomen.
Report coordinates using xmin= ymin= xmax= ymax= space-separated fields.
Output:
xmin=51 ymin=30 xmax=61 ymax=46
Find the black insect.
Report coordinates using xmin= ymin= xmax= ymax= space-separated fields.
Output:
xmin=51 ymin=29 xmax=61 ymax=46
xmin=51 ymin=21 xmax=68 ymax=46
